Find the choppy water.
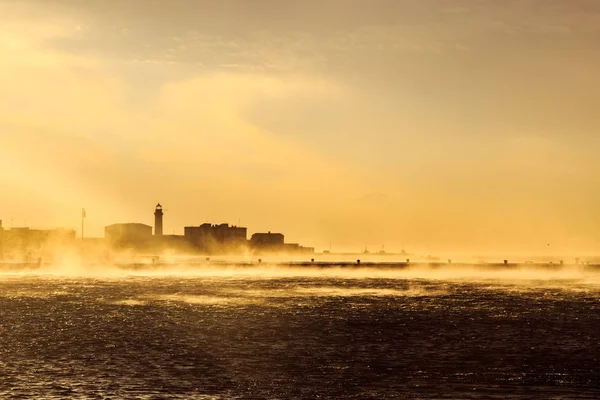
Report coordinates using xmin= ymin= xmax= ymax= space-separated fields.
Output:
xmin=1 ymin=267 xmax=599 ymax=399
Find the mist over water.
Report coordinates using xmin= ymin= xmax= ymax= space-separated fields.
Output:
xmin=2 ymin=257 xmax=600 ymax=399
xmin=4 ymin=257 xmax=600 ymax=289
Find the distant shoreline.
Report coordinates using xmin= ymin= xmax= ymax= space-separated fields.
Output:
xmin=2 ymin=260 xmax=599 ymax=272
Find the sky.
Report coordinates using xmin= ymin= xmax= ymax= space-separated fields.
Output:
xmin=1 ymin=0 xmax=600 ymax=256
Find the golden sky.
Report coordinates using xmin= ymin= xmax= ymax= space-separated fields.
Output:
xmin=1 ymin=0 xmax=600 ymax=255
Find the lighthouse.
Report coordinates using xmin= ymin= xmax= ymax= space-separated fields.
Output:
xmin=154 ymin=203 xmax=163 ymax=236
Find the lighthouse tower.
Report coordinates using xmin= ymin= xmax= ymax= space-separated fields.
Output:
xmin=154 ymin=203 xmax=163 ymax=236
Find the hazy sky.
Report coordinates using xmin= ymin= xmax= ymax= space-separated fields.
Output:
xmin=2 ymin=0 xmax=600 ymax=255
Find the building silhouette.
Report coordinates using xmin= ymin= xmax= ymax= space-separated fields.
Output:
xmin=1 ymin=203 xmax=314 ymax=258
xmin=0 ymin=223 xmax=76 ymax=260
xmin=250 ymin=232 xmax=284 ymax=249
xmin=105 ymin=223 xmax=152 ymax=247
xmin=250 ymin=232 xmax=313 ymax=254
xmin=185 ymin=223 xmax=247 ymax=253
xmin=154 ymin=203 xmax=163 ymax=236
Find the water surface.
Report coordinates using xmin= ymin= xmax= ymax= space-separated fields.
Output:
xmin=1 ymin=267 xmax=599 ymax=399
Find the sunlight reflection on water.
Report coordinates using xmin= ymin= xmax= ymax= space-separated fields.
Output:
xmin=0 ymin=268 xmax=599 ymax=398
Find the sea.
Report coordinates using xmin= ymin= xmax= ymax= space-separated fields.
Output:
xmin=1 ymin=263 xmax=599 ymax=399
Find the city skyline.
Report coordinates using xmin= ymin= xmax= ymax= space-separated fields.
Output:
xmin=0 ymin=202 xmax=315 ymax=258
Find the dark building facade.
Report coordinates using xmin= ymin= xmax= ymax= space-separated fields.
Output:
xmin=184 ymin=223 xmax=247 ymax=253
xmin=105 ymin=223 xmax=152 ymax=247
xmin=250 ymin=232 xmax=314 ymax=254
xmin=250 ymin=232 xmax=284 ymax=248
